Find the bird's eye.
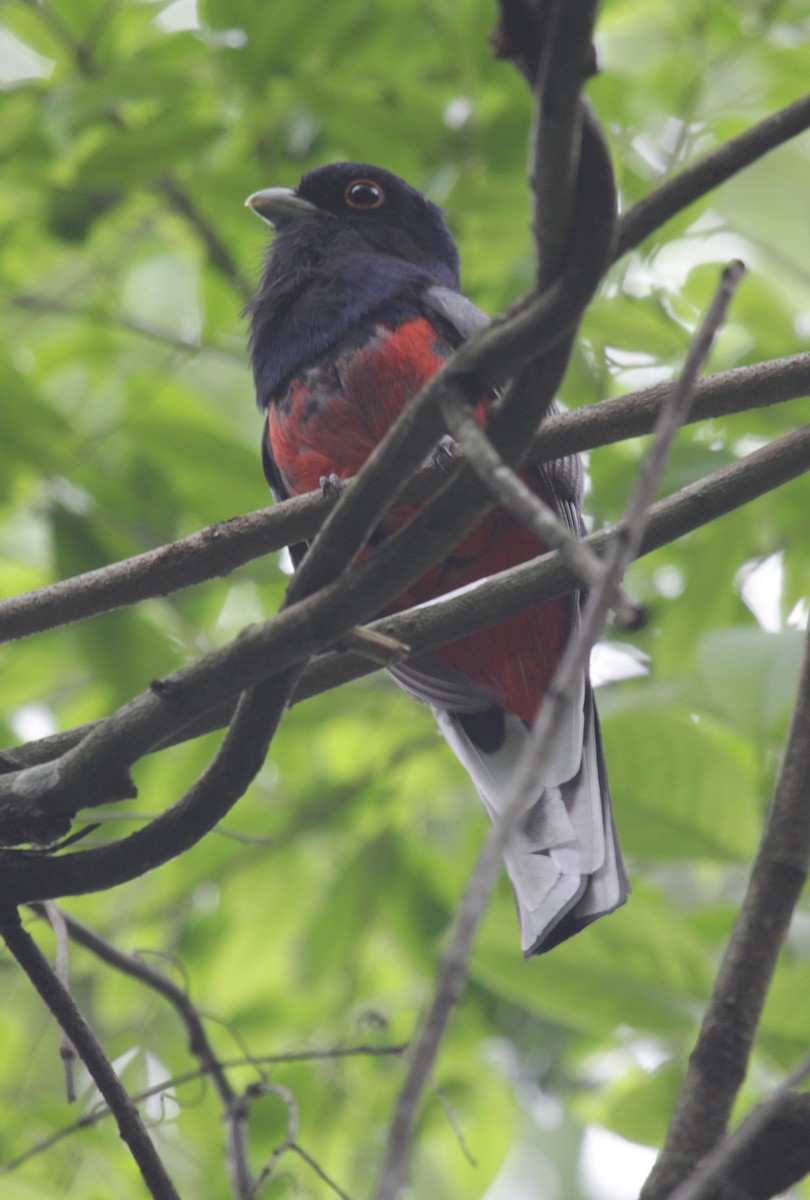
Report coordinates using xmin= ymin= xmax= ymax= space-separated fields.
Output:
xmin=344 ymin=179 xmax=385 ymax=210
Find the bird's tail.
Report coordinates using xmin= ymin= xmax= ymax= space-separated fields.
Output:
xmin=434 ymin=684 xmax=628 ymax=957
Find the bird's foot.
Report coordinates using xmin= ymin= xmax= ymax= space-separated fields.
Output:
xmin=320 ymin=473 xmax=342 ymax=500
xmin=432 ymin=436 xmax=457 ymax=475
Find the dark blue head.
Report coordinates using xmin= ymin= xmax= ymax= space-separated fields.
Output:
xmin=246 ymin=162 xmax=460 ymax=406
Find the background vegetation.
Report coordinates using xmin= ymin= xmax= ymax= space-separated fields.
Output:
xmin=0 ymin=1 xmax=808 ymax=1197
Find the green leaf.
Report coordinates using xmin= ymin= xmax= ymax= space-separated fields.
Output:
xmin=472 ymin=881 xmax=713 ymax=1035
xmin=603 ymin=702 xmax=761 ymax=861
xmin=694 ymin=627 xmax=805 ymax=743
xmin=77 ymin=114 xmax=225 ymax=186
xmin=589 ymin=1061 xmax=683 ymax=1148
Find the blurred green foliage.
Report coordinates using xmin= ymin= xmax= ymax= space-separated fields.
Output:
xmin=0 ymin=1 xmax=808 ymax=1197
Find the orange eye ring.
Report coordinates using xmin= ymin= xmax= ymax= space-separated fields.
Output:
xmin=344 ymin=179 xmax=385 ymax=210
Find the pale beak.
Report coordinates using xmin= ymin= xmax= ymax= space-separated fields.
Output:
xmin=245 ymin=187 xmax=317 ymax=228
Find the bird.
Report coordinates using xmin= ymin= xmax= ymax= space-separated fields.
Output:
xmin=245 ymin=162 xmax=628 ymax=957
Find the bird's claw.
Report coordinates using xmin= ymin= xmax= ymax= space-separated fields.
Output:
xmin=320 ymin=473 xmax=342 ymax=499
xmin=432 ymin=436 xmax=457 ymax=475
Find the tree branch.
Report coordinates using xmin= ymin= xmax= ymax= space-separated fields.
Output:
xmin=531 ymin=13 xmax=602 ymax=288
xmin=641 ymin=622 xmax=810 ymax=1199
xmin=0 ymin=420 xmax=807 ymax=829
xmin=438 ymin=386 xmax=642 ymax=626
xmin=0 ymin=905 xmax=181 ymax=1200
xmin=0 ymin=668 xmax=298 ymax=903
xmin=617 ymin=91 xmax=810 ymax=259
xmin=3 ymin=1044 xmax=407 ymax=1176
xmin=28 ymin=904 xmax=256 ymax=1200
xmin=693 ymin=1085 xmax=810 ymax=1200
xmin=0 ymin=352 xmax=805 ymax=648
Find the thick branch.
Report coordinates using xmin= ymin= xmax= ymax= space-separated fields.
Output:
xmin=0 ymin=421 xmax=807 ymax=816
xmin=0 ymin=352 xmax=805 ymax=647
xmin=0 ymin=669 xmax=297 ymax=905
xmin=531 ymin=16 xmax=601 ymax=287
xmin=701 ymin=1088 xmax=810 ymax=1200
xmin=642 ymin=625 xmax=810 ymax=1199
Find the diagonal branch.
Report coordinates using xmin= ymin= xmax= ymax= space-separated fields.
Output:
xmin=438 ymin=387 xmax=642 ymax=626
xmin=158 ymin=179 xmax=251 ymax=301
xmin=28 ymin=904 xmax=256 ymax=1200
xmin=617 ymin=91 xmax=810 ymax=258
xmin=0 ymin=905 xmax=181 ymax=1200
xmin=0 ymin=351 xmax=805 ymax=649
xmin=680 ymin=1083 xmax=810 ymax=1200
xmin=0 ymin=419 xmax=807 ymax=832
xmin=641 ymin=622 xmax=810 ymax=1200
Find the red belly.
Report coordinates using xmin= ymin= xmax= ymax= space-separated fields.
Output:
xmin=267 ymin=317 xmax=570 ymax=723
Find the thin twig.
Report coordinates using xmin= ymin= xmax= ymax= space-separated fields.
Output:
xmin=373 ymin=261 xmax=746 ymax=1200
xmin=6 ymin=293 xmax=242 ymax=359
xmin=159 ymin=179 xmax=251 ymax=301
xmin=252 ymin=1083 xmax=298 ymax=1193
xmin=28 ymin=903 xmax=256 ymax=1199
xmin=339 ymin=627 xmax=411 ymax=666
xmin=428 ymin=1074 xmax=478 ymax=1167
xmin=538 ymin=260 xmax=746 ymax=727
xmin=0 ymin=906 xmax=181 ymax=1200
xmin=2 ymin=1044 xmax=408 ymax=1175
xmin=291 ymin=1143 xmax=356 ymax=1200
xmin=42 ymin=901 xmax=77 ymax=1102
xmin=438 ymin=388 xmax=642 ymax=626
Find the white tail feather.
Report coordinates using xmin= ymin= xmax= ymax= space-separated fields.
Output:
xmin=433 ymin=685 xmax=627 ymax=956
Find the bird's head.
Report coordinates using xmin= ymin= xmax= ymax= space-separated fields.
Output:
xmin=246 ymin=162 xmax=459 ymax=289
xmin=246 ymin=163 xmax=460 ymax=404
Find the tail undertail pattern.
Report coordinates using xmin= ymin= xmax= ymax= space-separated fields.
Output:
xmin=434 ymin=682 xmax=628 ymax=957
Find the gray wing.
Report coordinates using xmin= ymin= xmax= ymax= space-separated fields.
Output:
xmin=422 ymin=284 xmax=491 ymax=341
xmin=425 ymin=284 xmax=585 ymax=529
